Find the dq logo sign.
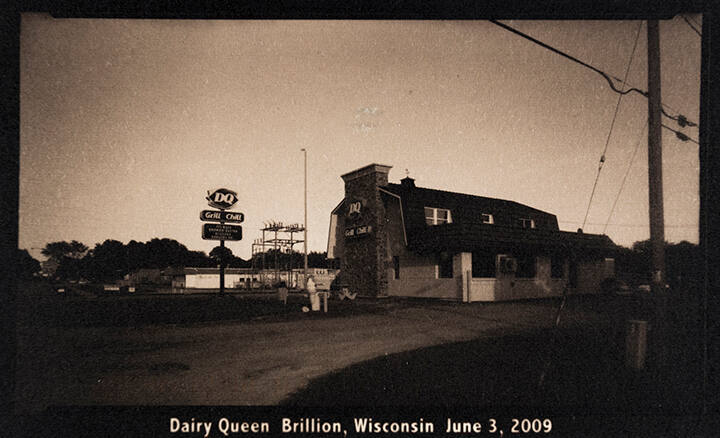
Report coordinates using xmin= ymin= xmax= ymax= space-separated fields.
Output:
xmin=347 ymin=200 xmax=363 ymax=219
xmin=206 ymin=188 xmax=238 ymax=210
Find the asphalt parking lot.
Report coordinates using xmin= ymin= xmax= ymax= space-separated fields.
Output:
xmin=16 ymin=288 xmax=602 ymax=409
xmin=13 ymin=282 xmax=704 ymax=431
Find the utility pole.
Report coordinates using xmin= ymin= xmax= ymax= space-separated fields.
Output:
xmin=647 ymin=20 xmax=666 ymax=296
xmin=647 ymin=19 xmax=668 ymax=380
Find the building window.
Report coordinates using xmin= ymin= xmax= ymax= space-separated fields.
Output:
xmin=481 ymin=213 xmax=494 ymax=224
xmin=425 ymin=207 xmax=452 ymax=225
xmin=518 ymin=218 xmax=536 ymax=229
xmin=472 ymin=252 xmax=496 ymax=278
xmin=515 ymin=255 xmax=536 ymax=278
xmin=551 ymin=255 xmax=564 ymax=278
xmin=437 ymin=252 xmax=453 ymax=278
xmin=393 ymin=256 xmax=400 ymax=279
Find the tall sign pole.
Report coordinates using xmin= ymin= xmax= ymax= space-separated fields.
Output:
xmin=302 ymin=148 xmax=308 ymax=289
xmin=202 ymin=188 xmax=243 ymax=295
xmin=219 ymin=225 xmax=225 ymax=295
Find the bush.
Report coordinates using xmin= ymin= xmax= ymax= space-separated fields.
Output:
xmin=329 ymin=273 xmax=344 ymax=291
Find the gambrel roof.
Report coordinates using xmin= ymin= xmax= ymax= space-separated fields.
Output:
xmin=381 ymin=178 xmax=615 ymax=255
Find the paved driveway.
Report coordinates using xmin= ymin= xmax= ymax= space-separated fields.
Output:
xmin=15 ymin=296 xmax=609 ymax=413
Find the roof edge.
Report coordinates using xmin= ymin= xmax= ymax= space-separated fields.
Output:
xmin=341 ymin=163 xmax=393 ymax=182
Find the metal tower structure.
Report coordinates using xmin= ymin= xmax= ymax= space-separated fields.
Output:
xmin=251 ymin=221 xmax=305 ymax=287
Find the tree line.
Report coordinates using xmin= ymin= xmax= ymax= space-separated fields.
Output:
xmin=614 ymin=240 xmax=702 ymax=289
xmin=24 ymin=238 xmax=333 ymax=283
xmin=19 ymin=238 xmax=701 ymax=288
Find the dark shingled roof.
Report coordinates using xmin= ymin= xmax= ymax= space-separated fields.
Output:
xmin=404 ymin=223 xmax=616 ymax=255
xmin=381 ymin=180 xmax=615 ymax=255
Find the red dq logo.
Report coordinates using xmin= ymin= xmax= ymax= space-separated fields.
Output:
xmin=206 ymin=188 xmax=238 ymax=210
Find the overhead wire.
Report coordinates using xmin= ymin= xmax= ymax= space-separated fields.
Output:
xmin=489 ymin=20 xmax=647 ymax=98
xmin=691 ymin=15 xmax=702 ymax=29
xmin=662 ymin=123 xmax=700 ymax=145
xmin=581 ymin=21 xmax=643 ymax=230
xmin=684 ymin=13 xmax=701 ymax=29
xmin=602 ymin=119 xmax=647 ymax=234
xmin=489 ymin=20 xmax=698 ymax=128
xmin=681 ymin=15 xmax=702 ymax=37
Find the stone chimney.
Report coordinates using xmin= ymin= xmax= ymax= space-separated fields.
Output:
xmin=340 ymin=164 xmax=392 ymax=297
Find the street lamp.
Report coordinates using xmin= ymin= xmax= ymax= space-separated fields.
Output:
xmin=301 ymin=148 xmax=308 ymax=290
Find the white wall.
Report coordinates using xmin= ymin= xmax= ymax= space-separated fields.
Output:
xmin=469 ymin=279 xmax=496 ymax=301
xmin=294 ymin=269 xmax=338 ymax=290
xmin=387 ymin=252 xmax=462 ymax=299
xmin=185 ymin=273 xmax=257 ymax=289
xmin=468 ymin=255 xmax=614 ymax=302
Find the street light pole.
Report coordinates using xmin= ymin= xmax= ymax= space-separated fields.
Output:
xmin=301 ymin=148 xmax=308 ymax=290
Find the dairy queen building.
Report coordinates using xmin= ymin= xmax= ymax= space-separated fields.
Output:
xmin=327 ymin=164 xmax=617 ymax=302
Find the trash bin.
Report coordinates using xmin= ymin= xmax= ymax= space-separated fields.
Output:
xmin=626 ymin=319 xmax=648 ymax=370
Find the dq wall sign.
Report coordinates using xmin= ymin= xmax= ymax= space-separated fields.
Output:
xmin=344 ymin=225 xmax=373 ymax=239
xmin=346 ymin=199 xmax=363 ymax=220
xmin=206 ymin=188 xmax=238 ymax=210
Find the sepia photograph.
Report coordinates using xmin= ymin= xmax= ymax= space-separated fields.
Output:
xmin=8 ymin=4 xmax=713 ymax=437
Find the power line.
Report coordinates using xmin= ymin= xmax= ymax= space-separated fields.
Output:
xmin=681 ymin=15 xmax=702 ymax=37
xmin=489 ymin=20 xmax=647 ymax=98
xmin=581 ymin=21 xmax=642 ymax=230
xmin=662 ymin=123 xmax=700 ymax=144
xmin=489 ymin=20 xmax=698 ymax=128
xmin=684 ymin=13 xmax=701 ymax=29
xmin=603 ymin=119 xmax=647 ymax=234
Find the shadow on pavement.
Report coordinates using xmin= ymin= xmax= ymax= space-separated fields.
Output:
xmin=284 ymin=294 xmax=705 ymax=420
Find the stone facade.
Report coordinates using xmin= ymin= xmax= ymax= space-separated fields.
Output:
xmin=340 ymin=164 xmax=392 ymax=297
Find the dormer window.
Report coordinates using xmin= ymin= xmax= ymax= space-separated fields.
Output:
xmin=425 ymin=207 xmax=452 ymax=225
xmin=481 ymin=213 xmax=494 ymax=224
xmin=519 ymin=218 xmax=536 ymax=229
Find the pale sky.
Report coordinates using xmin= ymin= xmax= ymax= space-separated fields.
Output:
xmin=19 ymin=15 xmax=702 ymax=260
